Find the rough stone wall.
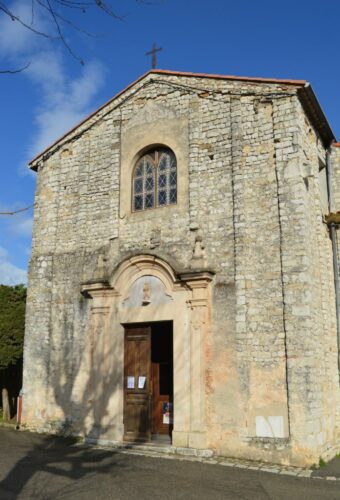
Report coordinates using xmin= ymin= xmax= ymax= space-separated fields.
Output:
xmin=331 ymin=145 xmax=340 ymax=208
xmin=331 ymin=145 xmax=340 ymax=269
xmin=329 ymin=144 xmax=340 ymax=447
xmin=23 ymin=73 xmax=340 ymax=465
xmin=217 ymin=93 xmax=290 ymax=462
xmin=278 ymin=102 xmax=340 ymax=463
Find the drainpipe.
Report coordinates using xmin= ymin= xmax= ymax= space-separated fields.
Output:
xmin=326 ymin=148 xmax=340 ymax=377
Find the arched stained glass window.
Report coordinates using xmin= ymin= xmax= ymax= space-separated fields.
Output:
xmin=132 ymin=148 xmax=177 ymax=212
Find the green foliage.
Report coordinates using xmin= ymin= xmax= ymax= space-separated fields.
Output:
xmin=318 ymin=457 xmax=327 ymax=468
xmin=0 ymin=284 xmax=26 ymax=369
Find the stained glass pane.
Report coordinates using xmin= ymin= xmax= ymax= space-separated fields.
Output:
xmin=134 ymin=178 xmax=143 ymax=194
xmin=158 ymin=156 xmax=167 ymax=171
xmin=158 ymin=174 xmax=166 ymax=188
xmin=145 ymin=193 xmax=154 ymax=208
xmin=146 ymin=161 xmax=153 ymax=175
xmin=134 ymin=195 xmax=143 ymax=210
xmin=135 ymin=164 xmax=143 ymax=177
xmin=170 ymin=188 xmax=177 ymax=204
xmin=158 ymin=190 xmax=167 ymax=205
xmin=170 ymin=171 xmax=177 ymax=186
xmin=145 ymin=176 xmax=154 ymax=191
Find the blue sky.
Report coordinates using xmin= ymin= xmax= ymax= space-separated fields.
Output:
xmin=1 ymin=0 xmax=340 ymax=285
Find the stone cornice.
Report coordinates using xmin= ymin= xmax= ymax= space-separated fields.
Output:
xmin=80 ymin=281 xmax=118 ymax=299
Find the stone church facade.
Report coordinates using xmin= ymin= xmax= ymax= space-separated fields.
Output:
xmin=23 ymin=70 xmax=340 ymax=466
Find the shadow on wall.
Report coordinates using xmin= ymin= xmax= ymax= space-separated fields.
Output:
xmin=44 ymin=294 xmax=182 ymax=444
xmin=0 ymin=296 xmax=125 ymax=496
xmin=4 ymin=278 xmax=188 ymax=495
xmin=45 ymin=295 xmax=124 ymax=442
xmin=0 ymin=359 xmax=22 ymax=419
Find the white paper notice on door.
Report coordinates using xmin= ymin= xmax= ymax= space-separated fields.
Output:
xmin=127 ymin=376 xmax=135 ymax=389
xmin=138 ymin=376 xmax=146 ymax=389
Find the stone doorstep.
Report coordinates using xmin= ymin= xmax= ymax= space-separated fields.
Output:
xmin=0 ymin=421 xmax=17 ymax=430
xmin=84 ymin=437 xmax=213 ymax=458
xmin=82 ymin=438 xmax=339 ymax=481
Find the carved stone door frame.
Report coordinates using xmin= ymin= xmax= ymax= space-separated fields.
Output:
xmin=81 ymin=255 xmax=213 ymax=450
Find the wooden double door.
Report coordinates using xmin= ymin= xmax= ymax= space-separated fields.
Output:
xmin=123 ymin=322 xmax=173 ymax=442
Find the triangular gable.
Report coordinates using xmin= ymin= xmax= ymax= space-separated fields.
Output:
xmin=29 ymin=69 xmax=335 ymax=170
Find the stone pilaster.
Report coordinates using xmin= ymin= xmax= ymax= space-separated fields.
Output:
xmin=182 ymin=272 xmax=213 ymax=449
xmin=80 ymin=282 xmax=118 ymax=433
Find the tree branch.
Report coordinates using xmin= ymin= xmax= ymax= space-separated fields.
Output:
xmin=0 ymin=0 xmax=147 ymax=68
xmin=44 ymin=0 xmax=84 ymax=64
xmin=36 ymin=0 xmax=98 ymax=38
xmin=0 ymin=62 xmax=31 ymax=74
xmin=0 ymin=204 xmax=34 ymax=215
xmin=0 ymin=2 xmax=60 ymax=39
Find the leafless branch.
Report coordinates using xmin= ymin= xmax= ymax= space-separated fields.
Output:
xmin=0 ymin=2 xmax=60 ymax=39
xmin=40 ymin=0 xmax=84 ymax=63
xmin=0 ymin=204 xmax=34 ymax=215
xmin=0 ymin=0 xmax=148 ymax=68
xmin=31 ymin=0 xmax=35 ymax=24
xmin=36 ymin=0 xmax=98 ymax=38
xmin=0 ymin=62 xmax=31 ymax=74
xmin=136 ymin=0 xmax=165 ymax=4
xmin=55 ymin=0 xmax=93 ymax=9
xmin=94 ymin=0 xmax=124 ymax=20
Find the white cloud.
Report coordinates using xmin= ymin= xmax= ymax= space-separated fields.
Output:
xmin=0 ymin=205 xmax=32 ymax=285
xmin=0 ymin=0 xmax=51 ymax=56
xmin=1 ymin=2 xmax=106 ymax=285
xmin=23 ymin=246 xmax=32 ymax=257
xmin=0 ymin=247 xmax=8 ymax=259
xmin=27 ymin=55 xmax=105 ymax=157
xmin=8 ymin=215 xmax=33 ymax=237
xmin=1 ymin=1 xmax=106 ymax=170
xmin=0 ymin=246 xmax=27 ymax=285
xmin=0 ymin=204 xmax=34 ymax=237
xmin=0 ymin=261 xmax=27 ymax=285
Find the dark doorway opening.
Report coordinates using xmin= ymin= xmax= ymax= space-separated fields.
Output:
xmin=151 ymin=322 xmax=173 ymax=440
xmin=123 ymin=321 xmax=173 ymax=443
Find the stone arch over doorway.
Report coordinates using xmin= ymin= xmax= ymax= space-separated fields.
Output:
xmin=81 ymin=254 xmax=214 ymax=450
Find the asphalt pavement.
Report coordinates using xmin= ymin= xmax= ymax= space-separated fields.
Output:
xmin=0 ymin=427 xmax=339 ymax=500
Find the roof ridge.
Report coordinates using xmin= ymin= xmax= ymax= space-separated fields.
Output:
xmin=149 ymin=69 xmax=307 ymax=86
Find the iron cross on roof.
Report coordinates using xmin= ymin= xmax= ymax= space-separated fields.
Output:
xmin=145 ymin=42 xmax=162 ymax=69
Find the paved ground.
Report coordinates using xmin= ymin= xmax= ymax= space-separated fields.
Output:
xmin=0 ymin=428 xmax=339 ymax=500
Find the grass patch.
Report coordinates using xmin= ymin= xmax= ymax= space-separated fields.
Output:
xmin=311 ymin=457 xmax=328 ymax=470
